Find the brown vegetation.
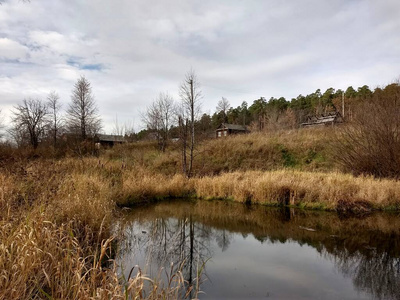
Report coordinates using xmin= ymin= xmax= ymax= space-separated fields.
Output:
xmin=0 ymin=159 xmax=194 ymax=299
xmin=335 ymin=83 xmax=400 ymax=178
xmin=194 ymin=170 xmax=400 ymax=210
xmin=2 ymin=121 xmax=400 ymax=298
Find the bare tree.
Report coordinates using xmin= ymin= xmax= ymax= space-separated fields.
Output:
xmin=124 ymin=119 xmax=136 ymax=142
xmin=47 ymin=91 xmax=63 ymax=148
xmin=142 ymin=92 xmax=174 ymax=152
xmin=11 ymin=98 xmax=48 ymax=149
xmin=334 ymin=82 xmax=400 ymax=178
xmin=158 ymin=93 xmax=174 ymax=151
xmin=0 ymin=109 xmax=4 ymax=140
xmin=179 ymin=70 xmax=202 ymax=177
xmin=67 ymin=76 xmax=101 ymax=140
xmin=216 ymin=97 xmax=230 ymax=123
xmin=112 ymin=115 xmax=124 ymax=136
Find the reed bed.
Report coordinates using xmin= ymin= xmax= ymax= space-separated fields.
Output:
xmin=0 ymin=159 xmax=197 ymax=299
xmin=194 ymin=170 xmax=400 ymax=210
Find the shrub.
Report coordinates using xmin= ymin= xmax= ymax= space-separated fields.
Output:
xmin=335 ymin=83 xmax=400 ymax=178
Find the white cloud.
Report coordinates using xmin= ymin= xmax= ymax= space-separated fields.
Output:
xmin=0 ymin=0 xmax=400 ymax=133
xmin=0 ymin=38 xmax=28 ymax=60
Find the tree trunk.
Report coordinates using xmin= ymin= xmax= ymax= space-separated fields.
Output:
xmin=188 ymin=79 xmax=195 ymax=178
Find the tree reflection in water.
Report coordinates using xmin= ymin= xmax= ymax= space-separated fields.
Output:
xmin=118 ymin=201 xmax=400 ymax=299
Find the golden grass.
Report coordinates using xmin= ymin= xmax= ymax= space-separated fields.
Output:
xmin=194 ymin=170 xmax=400 ymax=210
xmin=118 ymin=172 xmax=192 ymax=206
xmin=0 ymin=215 xmax=192 ymax=299
xmin=0 ymin=158 xmax=198 ymax=299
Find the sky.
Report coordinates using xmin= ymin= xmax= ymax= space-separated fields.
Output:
xmin=1 ymin=0 xmax=400 ymax=134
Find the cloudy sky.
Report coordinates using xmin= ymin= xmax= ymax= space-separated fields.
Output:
xmin=1 ymin=0 xmax=399 ymax=133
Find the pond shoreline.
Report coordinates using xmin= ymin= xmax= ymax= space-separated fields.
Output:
xmin=116 ymin=169 xmax=400 ymax=213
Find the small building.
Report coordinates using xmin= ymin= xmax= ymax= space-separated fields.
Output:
xmin=300 ymin=112 xmax=344 ymax=128
xmin=216 ymin=123 xmax=249 ymax=138
xmin=94 ymin=134 xmax=126 ymax=148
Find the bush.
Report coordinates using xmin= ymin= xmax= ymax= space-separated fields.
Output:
xmin=335 ymin=83 xmax=400 ymax=178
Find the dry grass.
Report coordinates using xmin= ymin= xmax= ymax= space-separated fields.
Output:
xmin=118 ymin=172 xmax=192 ymax=206
xmin=0 ymin=158 xmax=198 ymax=299
xmin=102 ymin=127 xmax=338 ymax=176
xmin=195 ymin=127 xmax=337 ymax=175
xmin=194 ymin=170 xmax=400 ymax=210
xmin=0 ymin=215 xmax=192 ymax=299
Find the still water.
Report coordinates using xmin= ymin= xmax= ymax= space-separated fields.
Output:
xmin=117 ymin=200 xmax=400 ymax=299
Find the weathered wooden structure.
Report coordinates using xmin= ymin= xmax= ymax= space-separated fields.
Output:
xmin=216 ymin=123 xmax=249 ymax=138
xmin=300 ymin=112 xmax=344 ymax=128
xmin=94 ymin=134 xmax=126 ymax=148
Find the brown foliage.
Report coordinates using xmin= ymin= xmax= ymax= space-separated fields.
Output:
xmin=335 ymin=83 xmax=400 ymax=178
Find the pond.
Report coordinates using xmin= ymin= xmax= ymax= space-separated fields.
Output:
xmin=117 ymin=200 xmax=400 ymax=299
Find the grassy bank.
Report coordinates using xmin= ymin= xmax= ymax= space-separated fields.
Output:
xmin=194 ymin=170 xmax=400 ymax=211
xmin=105 ymin=127 xmax=338 ymax=176
xmin=114 ymin=167 xmax=400 ymax=211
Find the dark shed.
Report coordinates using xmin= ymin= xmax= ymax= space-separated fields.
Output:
xmin=216 ymin=123 xmax=249 ymax=138
xmin=94 ymin=134 xmax=126 ymax=148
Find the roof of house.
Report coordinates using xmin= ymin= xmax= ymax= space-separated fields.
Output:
xmin=95 ymin=134 xmax=126 ymax=143
xmin=217 ymin=123 xmax=248 ymax=131
xmin=301 ymin=112 xmax=343 ymax=127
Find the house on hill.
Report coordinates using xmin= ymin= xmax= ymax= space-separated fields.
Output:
xmin=216 ymin=123 xmax=249 ymax=138
xmin=300 ymin=112 xmax=344 ymax=128
xmin=94 ymin=134 xmax=126 ymax=148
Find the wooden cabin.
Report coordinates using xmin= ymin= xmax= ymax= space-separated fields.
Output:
xmin=216 ymin=123 xmax=249 ymax=138
xmin=94 ymin=134 xmax=126 ymax=148
xmin=300 ymin=112 xmax=344 ymax=128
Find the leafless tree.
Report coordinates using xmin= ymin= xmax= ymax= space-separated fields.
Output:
xmin=0 ymin=109 xmax=4 ymax=140
xmin=112 ymin=115 xmax=124 ymax=136
xmin=177 ymin=107 xmax=189 ymax=176
xmin=66 ymin=76 xmax=101 ymax=140
xmin=216 ymin=97 xmax=230 ymax=123
xmin=11 ymin=98 xmax=48 ymax=149
xmin=179 ymin=70 xmax=202 ymax=177
xmin=47 ymin=91 xmax=63 ymax=148
xmin=334 ymin=82 xmax=400 ymax=178
xmin=124 ymin=119 xmax=136 ymax=142
xmin=142 ymin=92 xmax=174 ymax=152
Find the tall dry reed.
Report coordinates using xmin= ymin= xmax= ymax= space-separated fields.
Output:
xmin=194 ymin=170 xmax=400 ymax=210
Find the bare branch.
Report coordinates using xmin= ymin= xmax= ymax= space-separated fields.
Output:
xmin=11 ymin=98 xmax=48 ymax=149
xmin=216 ymin=97 xmax=230 ymax=123
xmin=47 ymin=91 xmax=63 ymax=147
xmin=179 ymin=69 xmax=202 ymax=177
xmin=142 ymin=92 xmax=175 ymax=151
xmin=66 ymin=76 xmax=101 ymax=140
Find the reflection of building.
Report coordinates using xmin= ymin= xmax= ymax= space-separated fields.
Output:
xmin=301 ymin=112 xmax=344 ymax=127
xmin=216 ymin=123 xmax=249 ymax=138
xmin=94 ymin=134 xmax=125 ymax=148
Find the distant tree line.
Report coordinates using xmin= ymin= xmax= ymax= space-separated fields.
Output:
xmin=139 ymin=83 xmax=380 ymax=141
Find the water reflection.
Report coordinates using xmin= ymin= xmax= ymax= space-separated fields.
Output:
xmin=118 ymin=201 xmax=400 ymax=299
